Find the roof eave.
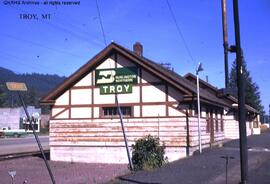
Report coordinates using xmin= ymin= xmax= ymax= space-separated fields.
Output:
xmin=40 ymin=43 xmax=116 ymax=103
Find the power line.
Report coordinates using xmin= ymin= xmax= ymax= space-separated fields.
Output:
xmin=0 ymin=50 xmax=66 ymax=76
xmin=1 ymin=33 xmax=86 ymax=59
xmin=95 ymin=0 xmax=107 ymax=46
xmin=34 ymin=5 xmax=95 ymax=34
xmin=7 ymin=5 xmax=103 ymax=49
xmin=165 ymin=0 xmax=196 ymax=66
xmin=94 ymin=0 xmax=133 ymax=170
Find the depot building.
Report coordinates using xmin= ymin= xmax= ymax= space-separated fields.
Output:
xmin=41 ymin=42 xmax=261 ymax=163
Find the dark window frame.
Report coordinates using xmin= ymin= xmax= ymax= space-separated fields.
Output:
xmin=101 ymin=106 xmax=132 ymax=118
xmin=220 ymin=111 xmax=224 ymax=132
xmin=206 ymin=108 xmax=210 ymax=133
xmin=215 ymin=110 xmax=219 ymax=132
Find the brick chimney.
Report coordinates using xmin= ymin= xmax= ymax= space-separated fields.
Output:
xmin=133 ymin=42 xmax=143 ymax=56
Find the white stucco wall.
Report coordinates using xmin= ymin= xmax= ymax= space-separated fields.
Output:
xmin=74 ymin=73 xmax=92 ymax=87
xmin=93 ymin=88 xmax=115 ymax=104
xmin=133 ymin=106 xmax=140 ymax=117
xmin=168 ymin=106 xmax=184 ymax=116
xmin=52 ymin=108 xmax=65 ymax=117
xmin=142 ymin=85 xmax=165 ymax=102
xmin=71 ymin=89 xmax=92 ymax=105
xmin=96 ymin=57 xmax=116 ymax=69
xmin=71 ymin=107 xmax=91 ymax=119
xmin=142 ymin=105 xmax=166 ymax=117
xmin=93 ymin=107 xmax=99 ymax=118
xmin=55 ymin=109 xmax=69 ymax=119
xmin=117 ymin=86 xmax=140 ymax=103
xmin=55 ymin=90 xmax=69 ymax=105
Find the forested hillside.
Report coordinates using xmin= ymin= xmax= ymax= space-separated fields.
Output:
xmin=0 ymin=67 xmax=66 ymax=107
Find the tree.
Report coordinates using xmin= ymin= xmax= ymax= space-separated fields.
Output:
xmin=26 ymin=87 xmax=38 ymax=107
xmin=229 ymin=59 xmax=264 ymax=114
xmin=0 ymin=84 xmax=7 ymax=107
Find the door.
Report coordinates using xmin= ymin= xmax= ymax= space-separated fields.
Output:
xmin=210 ymin=109 xmax=215 ymax=145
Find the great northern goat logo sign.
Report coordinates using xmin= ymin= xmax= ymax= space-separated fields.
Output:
xmin=95 ymin=67 xmax=138 ymax=94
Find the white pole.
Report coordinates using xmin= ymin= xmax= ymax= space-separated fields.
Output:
xmin=196 ymin=74 xmax=202 ymax=153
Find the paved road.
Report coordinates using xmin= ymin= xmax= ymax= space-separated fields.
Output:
xmin=0 ymin=135 xmax=48 ymax=146
xmin=111 ymin=132 xmax=270 ymax=184
xmin=0 ymin=135 xmax=49 ymax=155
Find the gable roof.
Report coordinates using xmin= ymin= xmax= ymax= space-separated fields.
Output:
xmin=40 ymin=42 xmax=229 ymax=107
xmin=184 ymin=73 xmax=219 ymax=94
xmin=184 ymin=73 xmax=259 ymax=113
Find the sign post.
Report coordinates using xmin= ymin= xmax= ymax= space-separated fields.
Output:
xmin=6 ymin=82 xmax=56 ymax=184
xmin=96 ymin=63 xmax=137 ymax=170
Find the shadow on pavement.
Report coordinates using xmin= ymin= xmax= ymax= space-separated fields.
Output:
xmin=118 ymin=176 xmax=161 ymax=184
xmin=34 ymin=151 xmax=50 ymax=160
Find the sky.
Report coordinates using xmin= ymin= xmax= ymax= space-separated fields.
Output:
xmin=0 ymin=0 xmax=269 ymax=112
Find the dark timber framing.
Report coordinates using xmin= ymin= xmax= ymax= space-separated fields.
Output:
xmin=41 ymin=43 xmax=228 ymax=109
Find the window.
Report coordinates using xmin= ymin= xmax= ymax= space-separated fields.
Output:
xmin=194 ymin=104 xmax=202 ymax=117
xmin=215 ymin=110 xmax=219 ymax=132
xmin=220 ymin=112 xmax=224 ymax=132
xmin=253 ymin=121 xmax=259 ymax=128
xmin=206 ymin=108 xmax=210 ymax=133
xmin=102 ymin=106 xmax=132 ymax=117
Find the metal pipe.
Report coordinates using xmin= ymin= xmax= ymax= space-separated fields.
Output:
xmin=17 ymin=92 xmax=56 ymax=184
xmin=232 ymin=0 xmax=248 ymax=183
xmin=269 ymin=104 xmax=270 ymax=123
xmin=221 ymin=155 xmax=235 ymax=184
xmin=115 ymin=95 xmax=133 ymax=170
xmin=221 ymin=0 xmax=229 ymax=88
xmin=196 ymin=74 xmax=202 ymax=153
xmin=114 ymin=53 xmax=133 ymax=170
xmin=185 ymin=110 xmax=190 ymax=156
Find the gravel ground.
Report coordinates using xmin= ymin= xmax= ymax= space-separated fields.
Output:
xmin=110 ymin=132 xmax=270 ymax=184
xmin=0 ymin=156 xmax=128 ymax=184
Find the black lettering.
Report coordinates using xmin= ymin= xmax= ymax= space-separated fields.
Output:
xmin=21 ymin=1 xmax=39 ymax=5
xmin=19 ymin=14 xmax=38 ymax=20
xmin=49 ymin=1 xmax=61 ymax=6
xmin=3 ymin=1 xmax=21 ymax=5
xmin=42 ymin=14 xmax=51 ymax=19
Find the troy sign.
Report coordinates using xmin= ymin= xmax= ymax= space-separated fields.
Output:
xmin=95 ymin=67 xmax=138 ymax=94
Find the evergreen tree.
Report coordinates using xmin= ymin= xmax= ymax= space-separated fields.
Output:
xmin=229 ymin=59 xmax=264 ymax=114
xmin=26 ymin=87 xmax=38 ymax=107
xmin=0 ymin=85 xmax=7 ymax=107
xmin=0 ymin=67 xmax=65 ymax=108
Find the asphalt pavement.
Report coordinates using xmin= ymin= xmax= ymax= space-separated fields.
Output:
xmin=0 ymin=135 xmax=49 ymax=155
xmin=111 ymin=132 xmax=270 ymax=184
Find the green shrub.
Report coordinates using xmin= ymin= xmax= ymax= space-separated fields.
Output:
xmin=131 ymin=135 xmax=167 ymax=171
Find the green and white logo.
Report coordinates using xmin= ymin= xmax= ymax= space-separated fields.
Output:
xmin=95 ymin=67 xmax=138 ymax=94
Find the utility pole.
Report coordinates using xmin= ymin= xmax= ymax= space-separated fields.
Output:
xmin=268 ymin=104 xmax=270 ymax=124
xmin=233 ymin=0 xmax=248 ymax=183
xmin=196 ymin=62 xmax=203 ymax=153
xmin=221 ymin=0 xmax=229 ymax=88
